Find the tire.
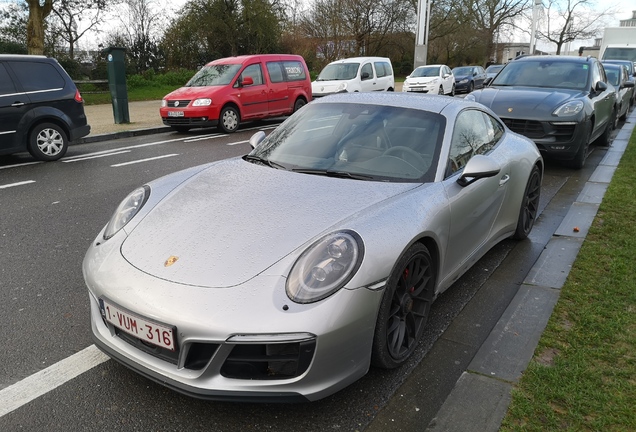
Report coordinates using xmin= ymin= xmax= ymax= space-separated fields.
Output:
xmin=595 ymin=108 xmax=616 ymax=147
xmin=218 ymin=106 xmax=240 ymax=133
xmin=293 ymin=98 xmax=306 ymax=113
xmin=28 ymin=122 xmax=68 ymax=161
xmin=619 ymin=103 xmax=628 ymax=121
xmin=564 ymin=121 xmax=591 ymax=169
xmin=469 ymin=81 xmax=474 ymax=93
xmin=512 ymin=164 xmax=541 ymax=240
xmin=172 ymin=126 xmax=190 ymax=133
xmin=450 ymin=84 xmax=456 ymax=97
xmin=371 ymin=243 xmax=436 ymax=369
xmin=438 ymin=86 xmax=444 ymax=95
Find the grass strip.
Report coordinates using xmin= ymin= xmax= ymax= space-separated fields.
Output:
xmin=500 ymin=132 xmax=636 ymax=431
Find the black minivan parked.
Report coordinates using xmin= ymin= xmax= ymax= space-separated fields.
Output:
xmin=0 ymin=55 xmax=91 ymax=161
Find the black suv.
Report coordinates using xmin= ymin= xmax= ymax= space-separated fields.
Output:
xmin=466 ymin=55 xmax=616 ymax=169
xmin=0 ymin=55 xmax=90 ymax=161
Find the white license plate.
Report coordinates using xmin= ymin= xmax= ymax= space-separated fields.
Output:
xmin=101 ymin=299 xmax=176 ymax=351
xmin=168 ymin=111 xmax=184 ymax=117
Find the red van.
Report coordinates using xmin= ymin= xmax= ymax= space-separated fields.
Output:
xmin=160 ymin=54 xmax=312 ymax=133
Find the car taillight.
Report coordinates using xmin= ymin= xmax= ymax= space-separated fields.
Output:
xmin=74 ymin=89 xmax=84 ymax=103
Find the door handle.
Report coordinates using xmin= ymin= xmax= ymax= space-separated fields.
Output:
xmin=11 ymin=102 xmax=25 ymax=107
xmin=499 ymin=174 xmax=510 ymax=186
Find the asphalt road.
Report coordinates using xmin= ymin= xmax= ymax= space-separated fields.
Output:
xmin=0 ymin=118 xmax=626 ymax=431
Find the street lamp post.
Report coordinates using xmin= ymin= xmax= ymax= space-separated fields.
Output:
xmin=414 ymin=0 xmax=431 ymax=68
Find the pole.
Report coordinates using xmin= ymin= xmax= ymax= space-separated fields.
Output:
xmin=414 ymin=0 xmax=430 ymax=68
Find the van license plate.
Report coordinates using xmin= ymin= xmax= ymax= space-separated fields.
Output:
xmin=168 ymin=111 xmax=184 ymax=117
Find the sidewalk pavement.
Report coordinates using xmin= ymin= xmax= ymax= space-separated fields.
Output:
xmin=81 ymin=99 xmax=635 ymax=431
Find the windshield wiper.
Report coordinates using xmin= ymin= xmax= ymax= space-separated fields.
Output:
xmin=292 ymin=169 xmax=374 ymax=180
xmin=243 ymin=155 xmax=287 ymax=170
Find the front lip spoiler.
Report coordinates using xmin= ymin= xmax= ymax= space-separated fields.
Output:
xmin=92 ymin=335 xmax=310 ymax=403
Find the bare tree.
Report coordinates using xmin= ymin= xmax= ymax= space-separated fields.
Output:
xmin=536 ymin=0 xmax=617 ymax=54
xmin=50 ymin=0 xmax=110 ymax=60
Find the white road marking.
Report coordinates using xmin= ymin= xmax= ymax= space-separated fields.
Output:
xmin=184 ymin=134 xmax=227 ymax=142
xmin=0 ymin=180 xmax=36 ymax=189
xmin=63 ymin=150 xmax=131 ymax=163
xmin=0 ymin=162 xmax=41 ymax=170
xmin=0 ymin=345 xmax=109 ymax=418
xmin=227 ymin=140 xmax=249 ymax=146
xmin=111 ymin=153 xmax=179 ymax=167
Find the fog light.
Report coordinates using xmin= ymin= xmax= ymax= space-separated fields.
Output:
xmin=551 ymin=145 xmax=566 ymax=150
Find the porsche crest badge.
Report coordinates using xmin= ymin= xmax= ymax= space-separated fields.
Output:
xmin=164 ymin=256 xmax=179 ymax=267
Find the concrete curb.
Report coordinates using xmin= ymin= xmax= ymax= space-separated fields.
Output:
xmin=426 ymin=109 xmax=636 ymax=431
xmin=76 ymin=125 xmax=173 ymax=145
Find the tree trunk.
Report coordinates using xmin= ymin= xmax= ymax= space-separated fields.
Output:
xmin=26 ymin=0 xmax=54 ymax=55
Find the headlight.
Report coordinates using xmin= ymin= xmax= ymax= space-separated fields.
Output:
xmin=161 ymin=100 xmax=167 ymax=107
xmin=103 ymin=186 xmax=150 ymax=240
xmin=336 ymin=82 xmax=348 ymax=92
xmin=464 ymin=94 xmax=476 ymax=102
xmin=286 ymin=231 xmax=364 ymax=303
xmin=459 ymin=79 xmax=468 ymax=84
xmin=193 ymin=98 xmax=212 ymax=106
xmin=553 ymin=100 xmax=584 ymax=117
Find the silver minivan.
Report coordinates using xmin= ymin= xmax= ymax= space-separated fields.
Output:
xmin=311 ymin=56 xmax=394 ymax=98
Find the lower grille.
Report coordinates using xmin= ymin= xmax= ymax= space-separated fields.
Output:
xmin=220 ymin=341 xmax=316 ymax=380
xmin=502 ymin=118 xmax=544 ymax=138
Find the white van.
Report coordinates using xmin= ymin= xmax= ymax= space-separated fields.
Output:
xmin=311 ymin=56 xmax=394 ymax=98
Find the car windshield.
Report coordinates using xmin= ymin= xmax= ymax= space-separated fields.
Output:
xmin=604 ymin=66 xmax=621 ymax=86
xmin=453 ymin=67 xmax=473 ymax=76
xmin=411 ymin=66 xmax=440 ymax=77
xmin=486 ymin=65 xmax=503 ymax=74
xmin=491 ymin=60 xmax=589 ymax=90
xmin=316 ymin=63 xmax=360 ymax=81
xmin=248 ymin=102 xmax=445 ymax=182
xmin=186 ymin=64 xmax=242 ymax=87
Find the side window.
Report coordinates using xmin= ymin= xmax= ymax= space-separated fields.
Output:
xmin=361 ymin=63 xmax=373 ymax=80
xmin=590 ymin=62 xmax=602 ymax=88
xmin=240 ymin=64 xmax=264 ymax=86
xmin=375 ymin=62 xmax=386 ymax=78
xmin=0 ymin=64 xmax=17 ymax=95
xmin=448 ymin=110 xmax=501 ymax=176
xmin=8 ymin=61 xmax=65 ymax=92
xmin=266 ymin=62 xmax=284 ymax=83
xmin=282 ymin=61 xmax=306 ymax=81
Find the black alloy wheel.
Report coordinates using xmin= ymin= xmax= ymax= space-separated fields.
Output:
xmin=512 ymin=164 xmax=542 ymax=240
xmin=372 ymin=243 xmax=436 ymax=369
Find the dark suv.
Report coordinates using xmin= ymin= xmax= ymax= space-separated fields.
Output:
xmin=466 ymin=55 xmax=616 ymax=169
xmin=0 ymin=55 xmax=90 ymax=161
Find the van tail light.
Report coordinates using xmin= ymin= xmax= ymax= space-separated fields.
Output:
xmin=74 ymin=89 xmax=84 ymax=103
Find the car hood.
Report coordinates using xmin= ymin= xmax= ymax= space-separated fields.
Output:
xmin=471 ymin=87 xmax=584 ymax=118
xmin=163 ymin=85 xmax=224 ymax=100
xmin=121 ymin=158 xmax=418 ymax=288
xmin=454 ymin=74 xmax=471 ymax=80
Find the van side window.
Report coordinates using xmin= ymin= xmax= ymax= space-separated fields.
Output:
xmin=375 ymin=62 xmax=386 ymax=77
xmin=282 ymin=61 xmax=306 ymax=81
xmin=8 ymin=61 xmax=65 ymax=92
xmin=266 ymin=62 xmax=284 ymax=83
xmin=241 ymin=64 xmax=264 ymax=86
xmin=361 ymin=63 xmax=373 ymax=80
xmin=0 ymin=64 xmax=17 ymax=95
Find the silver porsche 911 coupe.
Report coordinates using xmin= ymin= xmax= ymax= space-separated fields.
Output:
xmin=84 ymin=92 xmax=543 ymax=402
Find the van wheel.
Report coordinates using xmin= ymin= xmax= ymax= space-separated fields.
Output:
xmin=293 ymin=98 xmax=306 ymax=113
xmin=28 ymin=123 xmax=68 ymax=161
xmin=219 ymin=106 xmax=239 ymax=133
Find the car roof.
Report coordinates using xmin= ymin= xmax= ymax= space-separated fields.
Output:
xmin=328 ymin=56 xmax=391 ymax=64
xmin=208 ymin=54 xmax=302 ymax=65
xmin=514 ymin=55 xmax=596 ymax=64
xmin=311 ymin=92 xmax=483 ymax=116
xmin=0 ymin=54 xmax=50 ymax=61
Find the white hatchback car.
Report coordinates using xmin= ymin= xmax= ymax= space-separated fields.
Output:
xmin=402 ymin=64 xmax=455 ymax=96
xmin=312 ymin=56 xmax=395 ymax=98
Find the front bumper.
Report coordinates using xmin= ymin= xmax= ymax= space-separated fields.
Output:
xmin=84 ymin=237 xmax=383 ymax=402
xmin=500 ymin=117 xmax=587 ymax=161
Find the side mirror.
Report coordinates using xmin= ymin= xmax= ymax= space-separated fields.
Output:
xmin=623 ymin=81 xmax=635 ymax=88
xmin=361 ymin=71 xmax=370 ymax=79
xmin=484 ymin=77 xmax=493 ymax=86
xmin=241 ymin=76 xmax=254 ymax=87
xmin=595 ymin=81 xmax=608 ymax=92
xmin=249 ymin=131 xmax=266 ymax=149
xmin=457 ymin=155 xmax=501 ymax=187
